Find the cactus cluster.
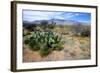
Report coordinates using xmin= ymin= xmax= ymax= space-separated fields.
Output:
xmin=24 ymin=31 xmax=64 ymax=57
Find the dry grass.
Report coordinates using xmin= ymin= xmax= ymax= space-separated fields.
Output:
xmin=23 ymin=35 xmax=90 ymax=62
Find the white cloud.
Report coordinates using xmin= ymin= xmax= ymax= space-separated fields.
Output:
xmin=63 ymin=13 xmax=80 ymax=19
xmin=23 ymin=10 xmax=90 ymax=23
xmin=23 ymin=10 xmax=64 ymax=21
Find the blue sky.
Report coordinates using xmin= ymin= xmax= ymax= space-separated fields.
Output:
xmin=23 ymin=10 xmax=91 ymax=23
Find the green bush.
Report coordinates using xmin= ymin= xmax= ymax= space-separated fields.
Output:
xmin=24 ymin=36 xmax=30 ymax=44
xmin=24 ymin=31 xmax=64 ymax=57
xmin=80 ymin=28 xmax=90 ymax=37
xmin=39 ymin=48 xmax=52 ymax=57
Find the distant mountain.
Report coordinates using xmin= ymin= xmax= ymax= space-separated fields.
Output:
xmin=23 ymin=19 xmax=90 ymax=26
xmin=50 ymin=19 xmax=81 ymax=25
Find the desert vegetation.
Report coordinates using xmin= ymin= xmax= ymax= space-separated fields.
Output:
xmin=23 ymin=19 xmax=91 ymax=62
xmin=24 ymin=31 xmax=64 ymax=57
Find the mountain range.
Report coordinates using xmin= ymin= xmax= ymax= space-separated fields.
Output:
xmin=23 ymin=19 xmax=90 ymax=26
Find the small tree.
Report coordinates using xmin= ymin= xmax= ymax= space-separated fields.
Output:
xmin=40 ymin=20 xmax=48 ymax=29
xmin=48 ymin=21 xmax=56 ymax=29
xmin=80 ymin=28 xmax=90 ymax=37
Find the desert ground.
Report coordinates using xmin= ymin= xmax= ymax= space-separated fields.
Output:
xmin=23 ymin=24 xmax=90 ymax=62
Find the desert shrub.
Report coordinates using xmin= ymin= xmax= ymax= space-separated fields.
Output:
xmin=24 ymin=38 xmax=30 ymax=44
xmin=40 ymin=20 xmax=48 ymax=29
xmin=72 ymin=23 xmax=83 ymax=34
xmin=23 ymin=30 xmax=31 ymax=36
xmin=40 ymin=21 xmax=56 ymax=31
xmin=24 ymin=24 xmax=37 ymax=31
xmin=24 ymin=36 xmax=31 ymax=44
xmin=35 ymin=26 xmax=43 ymax=31
xmin=71 ymin=24 xmax=90 ymax=37
xmin=80 ymin=29 xmax=90 ymax=37
xmin=39 ymin=48 xmax=52 ymax=57
xmin=24 ymin=31 xmax=64 ymax=57
xmin=48 ymin=21 xmax=56 ymax=29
